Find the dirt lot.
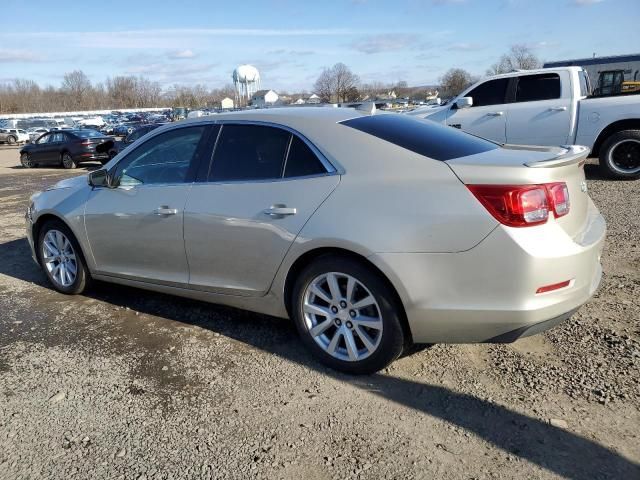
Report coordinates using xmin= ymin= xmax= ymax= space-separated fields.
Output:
xmin=0 ymin=145 xmax=638 ymax=480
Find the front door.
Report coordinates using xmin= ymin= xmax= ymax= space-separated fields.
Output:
xmin=446 ymin=77 xmax=509 ymax=143
xmin=184 ymin=124 xmax=340 ymax=296
xmin=84 ymin=125 xmax=209 ymax=286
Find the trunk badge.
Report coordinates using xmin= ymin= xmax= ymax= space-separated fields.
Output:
xmin=580 ymin=181 xmax=588 ymax=193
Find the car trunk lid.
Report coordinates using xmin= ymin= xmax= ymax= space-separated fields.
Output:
xmin=446 ymin=145 xmax=590 ymax=239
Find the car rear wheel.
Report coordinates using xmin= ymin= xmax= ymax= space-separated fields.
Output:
xmin=292 ymin=255 xmax=405 ymax=374
xmin=599 ymin=130 xmax=640 ymax=179
xmin=61 ymin=152 xmax=76 ymax=169
xmin=20 ymin=152 xmax=35 ymax=168
xmin=38 ymin=220 xmax=90 ymax=294
xmin=7 ymin=135 xmax=16 ymax=145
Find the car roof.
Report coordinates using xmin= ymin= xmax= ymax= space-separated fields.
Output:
xmin=181 ymin=106 xmax=365 ymax=129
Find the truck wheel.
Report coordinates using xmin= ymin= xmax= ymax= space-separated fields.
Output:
xmin=7 ymin=135 xmax=16 ymax=145
xmin=599 ymin=130 xmax=640 ymax=179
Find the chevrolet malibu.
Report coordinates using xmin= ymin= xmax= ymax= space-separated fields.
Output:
xmin=26 ymin=108 xmax=605 ymax=374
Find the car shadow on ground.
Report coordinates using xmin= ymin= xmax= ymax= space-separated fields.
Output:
xmin=0 ymin=237 xmax=638 ymax=479
xmin=7 ymin=163 xmax=102 ymax=171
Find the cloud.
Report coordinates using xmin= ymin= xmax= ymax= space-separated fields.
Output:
xmin=446 ymin=42 xmax=485 ymax=51
xmin=266 ymin=49 xmax=315 ymax=56
xmin=0 ymin=48 xmax=43 ymax=63
xmin=351 ymin=34 xmax=420 ymax=54
xmin=571 ymin=0 xmax=604 ymax=4
xmin=125 ymin=62 xmax=216 ymax=77
xmin=167 ymin=49 xmax=196 ymax=59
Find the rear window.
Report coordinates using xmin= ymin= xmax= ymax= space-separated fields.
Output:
xmin=514 ymin=73 xmax=561 ymax=102
xmin=341 ymin=114 xmax=498 ymax=161
xmin=74 ymin=130 xmax=105 ymax=138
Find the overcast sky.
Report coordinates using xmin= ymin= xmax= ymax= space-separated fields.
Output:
xmin=1 ymin=0 xmax=638 ymax=92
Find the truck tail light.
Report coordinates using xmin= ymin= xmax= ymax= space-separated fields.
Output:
xmin=467 ymin=182 xmax=570 ymax=227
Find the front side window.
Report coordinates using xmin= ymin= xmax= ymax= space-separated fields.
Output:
xmin=113 ymin=126 xmax=205 ymax=186
xmin=514 ymin=73 xmax=561 ymax=102
xmin=209 ymin=125 xmax=290 ymax=181
xmin=466 ymin=78 xmax=509 ymax=107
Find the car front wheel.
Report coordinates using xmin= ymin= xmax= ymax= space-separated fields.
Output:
xmin=292 ymin=255 xmax=406 ymax=374
xmin=20 ymin=152 xmax=35 ymax=168
xmin=38 ymin=220 xmax=90 ymax=294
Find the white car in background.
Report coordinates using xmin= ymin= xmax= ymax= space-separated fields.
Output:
xmin=0 ymin=128 xmax=30 ymax=145
xmin=26 ymin=127 xmax=50 ymax=143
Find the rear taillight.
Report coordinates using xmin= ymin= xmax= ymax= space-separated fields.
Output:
xmin=547 ymin=182 xmax=570 ymax=218
xmin=80 ymin=140 xmax=91 ymax=146
xmin=467 ymin=182 xmax=570 ymax=228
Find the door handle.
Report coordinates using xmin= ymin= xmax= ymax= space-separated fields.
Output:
xmin=549 ymin=106 xmax=567 ymax=112
xmin=264 ymin=205 xmax=297 ymax=217
xmin=487 ymin=111 xmax=504 ymax=116
xmin=154 ymin=206 xmax=178 ymax=216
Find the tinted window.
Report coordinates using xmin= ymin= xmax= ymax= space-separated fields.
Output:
xmin=210 ymin=125 xmax=290 ymax=181
xmin=341 ymin=114 xmax=498 ymax=161
xmin=37 ymin=133 xmax=52 ymax=144
xmin=467 ymin=78 xmax=509 ymax=107
xmin=113 ymin=126 xmax=205 ymax=186
xmin=284 ymin=136 xmax=326 ymax=177
xmin=514 ymin=73 xmax=561 ymax=102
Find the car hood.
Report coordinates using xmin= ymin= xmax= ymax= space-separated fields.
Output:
xmin=47 ymin=174 xmax=88 ymax=191
xmin=406 ymin=105 xmax=448 ymax=117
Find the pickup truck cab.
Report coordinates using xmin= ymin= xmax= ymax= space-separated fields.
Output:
xmin=409 ymin=67 xmax=640 ymax=179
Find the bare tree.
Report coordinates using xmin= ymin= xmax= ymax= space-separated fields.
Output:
xmin=314 ymin=63 xmax=360 ymax=103
xmin=61 ymin=70 xmax=93 ymax=109
xmin=487 ymin=44 xmax=542 ymax=76
xmin=439 ymin=68 xmax=475 ymax=99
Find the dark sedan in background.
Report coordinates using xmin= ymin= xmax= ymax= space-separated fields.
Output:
xmin=20 ymin=130 xmax=112 ymax=169
xmin=99 ymin=123 xmax=165 ymax=159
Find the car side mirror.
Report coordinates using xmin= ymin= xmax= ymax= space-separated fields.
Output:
xmin=455 ymin=97 xmax=473 ymax=109
xmin=88 ymin=169 xmax=111 ymax=188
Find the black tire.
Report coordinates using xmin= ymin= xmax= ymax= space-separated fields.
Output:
xmin=61 ymin=152 xmax=76 ymax=169
xmin=291 ymin=255 xmax=406 ymax=375
xmin=20 ymin=152 xmax=35 ymax=168
xmin=7 ymin=135 xmax=16 ymax=145
xmin=37 ymin=219 xmax=91 ymax=295
xmin=599 ymin=130 xmax=640 ymax=179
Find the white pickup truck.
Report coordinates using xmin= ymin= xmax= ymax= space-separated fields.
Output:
xmin=409 ymin=67 xmax=640 ymax=179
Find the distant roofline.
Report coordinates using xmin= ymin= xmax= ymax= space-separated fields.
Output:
xmin=544 ymin=53 xmax=640 ymax=68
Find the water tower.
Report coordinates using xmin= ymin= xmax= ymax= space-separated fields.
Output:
xmin=233 ymin=64 xmax=261 ymax=107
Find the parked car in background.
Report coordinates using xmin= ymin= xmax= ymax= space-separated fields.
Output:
xmin=25 ymin=108 xmax=605 ymax=373
xmin=0 ymin=128 xmax=30 ymax=145
xmin=98 ymin=123 xmax=165 ymax=159
xmin=19 ymin=129 xmax=112 ymax=169
xmin=112 ymin=122 xmax=142 ymax=136
xmin=409 ymin=66 xmax=640 ymax=179
xmin=26 ymin=127 xmax=50 ymax=143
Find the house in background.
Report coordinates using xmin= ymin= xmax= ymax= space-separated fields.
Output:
xmin=220 ymin=97 xmax=234 ymax=109
xmin=306 ymin=93 xmax=321 ymax=104
xmin=251 ymin=89 xmax=279 ymax=107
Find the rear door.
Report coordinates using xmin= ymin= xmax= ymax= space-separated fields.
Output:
xmin=446 ymin=78 xmax=509 ymax=143
xmin=184 ymin=123 xmax=340 ymax=296
xmin=505 ymin=72 xmax=572 ymax=146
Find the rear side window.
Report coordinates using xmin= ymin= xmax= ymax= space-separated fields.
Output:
xmin=467 ymin=78 xmax=509 ymax=107
xmin=284 ymin=136 xmax=326 ymax=177
xmin=341 ymin=114 xmax=498 ymax=161
xmin=514 ymin=73 xmax=561 ymax=102
xmin=209 ymin=125 xmax=290 ymax=181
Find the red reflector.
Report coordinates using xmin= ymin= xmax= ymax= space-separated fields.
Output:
xmin=536 ymin=280 xmax=571 ymax=294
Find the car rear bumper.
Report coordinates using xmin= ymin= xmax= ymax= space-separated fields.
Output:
xmin=371 ymin=199 xmax=606 ymax=344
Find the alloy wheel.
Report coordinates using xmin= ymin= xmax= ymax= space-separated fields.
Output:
xmin=62 ymin=154 xmax=74 ymax=169
xmin=20 ymin=153 xmax=34 ymax=168
xmin=42 ymin=229 xmax=77 ymax=288
xmin=609 ymin=139 xmax=640 ymax=175
xmin=302 ymin=272 xmax=383 ymax=362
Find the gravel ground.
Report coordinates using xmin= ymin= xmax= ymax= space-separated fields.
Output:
xmin=0 ymin=145 xmax=638 ymax=480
